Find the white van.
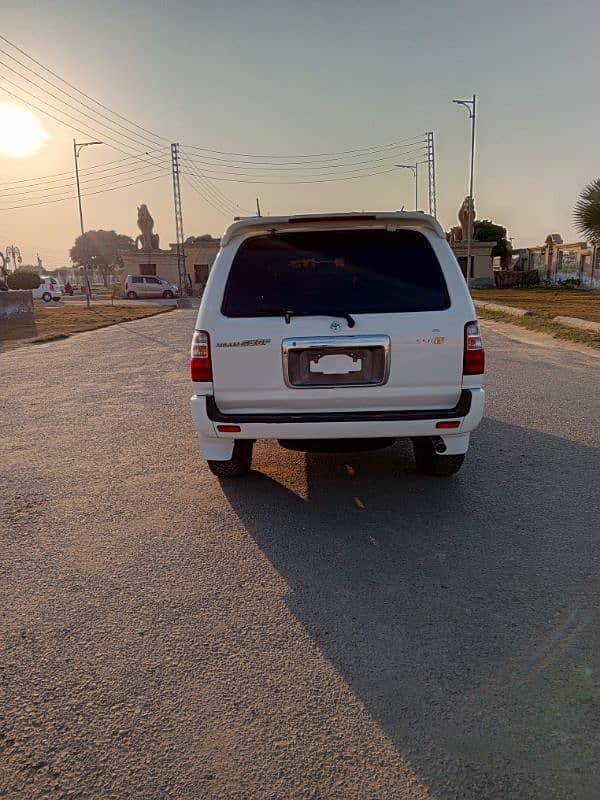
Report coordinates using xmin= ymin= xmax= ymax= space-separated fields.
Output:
xmin=123 ymin=275 xmax=180 ymax=300
xmin=190 ymin=212 xmax=485 ymax=478
xmin=32 ymin=276 xmax=62 ymax=302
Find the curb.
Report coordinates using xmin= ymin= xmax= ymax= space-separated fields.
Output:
xmin=475 ymin=301 xmax=600 ymax=334
xmin=474 ymin=300 xmax=537 ymax=318
xmin=552 ymin=315 xmax=600 ymax=334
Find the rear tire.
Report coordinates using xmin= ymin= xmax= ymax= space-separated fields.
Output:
xmin=42 ymin=291 xmax=52 ymax=302
xmin=162 ymin=290 xmax=174 ymax=299
xmin=126 ymin=291 xmax=137 ymax=300
xmin=207 ymin=440 xmax=253 ymax=478
xmin=412 ymin=438 xmax=465 ymax=477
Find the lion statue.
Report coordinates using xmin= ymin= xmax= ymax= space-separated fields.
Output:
xmin=448 ymin=197 xmax=476 ymax=244
xmin=458 ymin=196 xmax=475 ymax=241
xmin=135 ymin=204 xmax=160 ymax=250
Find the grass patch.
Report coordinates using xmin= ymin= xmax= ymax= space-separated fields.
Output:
xmin=478 ymin=307 xmax=600 ymax=349
xmin=33 ymin=304 xmax=173 ymax=340
xmin=472 ymin=288 xmax=600 ymax=323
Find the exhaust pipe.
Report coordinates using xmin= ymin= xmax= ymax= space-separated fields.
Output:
xmin=432 ymin=437 xmax=447 ymax=454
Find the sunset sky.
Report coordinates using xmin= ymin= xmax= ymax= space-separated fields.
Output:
xmin=1 ymin=0 xmax=598 ymax=268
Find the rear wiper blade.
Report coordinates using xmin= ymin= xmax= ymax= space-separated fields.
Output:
xmin=283 ymin=310 xmax=356 ymax=328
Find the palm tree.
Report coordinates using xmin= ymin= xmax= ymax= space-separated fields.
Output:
xmin=574 ymin=178 xmax=600 ymax=242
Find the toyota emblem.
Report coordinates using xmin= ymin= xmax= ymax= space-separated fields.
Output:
xmin=330 ymin=320 xmax=342 ymax=332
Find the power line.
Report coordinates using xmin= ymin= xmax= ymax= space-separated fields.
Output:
xmin=181 ymin=167 xmax=240 ymax=217
xmin=180 ymin=154 xmax=248 ymax=214
xmin=0 ymin=35 xmax=433 ymax=217
xmin=180 ymin=144 xmax=427 ymax=176
xmin=0 ymin=54 xmax=163 ymax=153
xmin=181 ymin=135 xmax=426 ymax=160
xmin=1 ymin=62 xmax=424 ymax=180
xmin=0 ymin=34 xmax=170 ymax=145
xmin=0 ymin=83 xmax=139 ymax=158
xmin=0 ymin=149 xmax=168 ymax=186
xmin=193 ymin=167 xmax=401 ymax=185
xmin=2 ymin=162 xmax=171 ymax=198
xmin=182 ymin=173 xmax=232 ymax=216
xmin=0 ymin=172 xmax=170 ymax=211
xmin=0 ymin=69 xmax=162 ymax=153
xmin=0 ymin=34 xmax=427 ymax=169
xmin=172 ymin=165 xmax=403 ymax=185
xmin=0 ymin=81 xmax=171 ymax=183
xmin=0 ymin=139 xmax=422 ymax=196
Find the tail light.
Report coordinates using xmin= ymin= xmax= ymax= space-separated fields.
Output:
xmin=190 ymin=330 xmax=212 ymax=382
xmin=463 ymin=321 xmax=485 ymax=375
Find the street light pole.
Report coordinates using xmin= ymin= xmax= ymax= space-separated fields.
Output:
xmin=395 ymin=163 xmax=418 ymax=210
xmin=5 ymin=244 xmax=22 ymax=272
xmin=453 ymin=94 xmax=476 ymax=284
xmin=73 ymin=139 xmax=102 ymax=308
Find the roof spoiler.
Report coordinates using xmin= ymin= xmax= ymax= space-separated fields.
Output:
xmin=221 ymin=212 xmax=445 ymax=246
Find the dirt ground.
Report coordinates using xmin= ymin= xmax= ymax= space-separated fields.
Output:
xmin=1 ymin=303 xmax=173 ymax=346
xmin=472 ymin=288 xmax=600 ymax=322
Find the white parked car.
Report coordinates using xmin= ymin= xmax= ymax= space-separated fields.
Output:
xmin=32 ymin=276 xmax=62 ymax=302
xmin=190 ymin=212 xmax=485 ymax=478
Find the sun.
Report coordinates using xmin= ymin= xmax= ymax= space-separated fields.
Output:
xmin=0 ymin=105 xmax=48 ymax=158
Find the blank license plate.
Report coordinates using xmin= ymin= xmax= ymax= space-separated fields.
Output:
xmin=309 ymin=354 xmax=363 ymax=375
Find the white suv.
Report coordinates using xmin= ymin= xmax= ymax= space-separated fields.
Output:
xmin=190 ymin=212 xmax=485 ymax=478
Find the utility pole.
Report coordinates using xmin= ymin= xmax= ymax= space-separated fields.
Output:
xmin=414 ymin=162 xmax=418 ymax=211
xmin=73 ymin=139 xmax=102 ymax=308
xmin=453 ymin=95 xmax=476 ymax=283
xmin=426 ymin=131 xmax=437 ymax=218
xmin=171 ymin=143 xmax=186 ymax=296
xmin=256 ymin=198 xmax=262 ymax=217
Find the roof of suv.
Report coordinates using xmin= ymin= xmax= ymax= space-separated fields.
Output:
xmin=221 ymin=211 xmax=446 ymax=247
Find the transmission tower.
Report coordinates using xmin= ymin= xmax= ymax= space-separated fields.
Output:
xmin=171 ymin=143 xmax=186 ymax=294
xmin=426 ymin=131 xmax=437 ymax=219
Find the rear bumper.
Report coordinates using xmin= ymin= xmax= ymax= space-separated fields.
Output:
xmin=205 ymin=389 xmax=473 ymax=424
xmin=191 ymin=388 xmax=485 ymax=458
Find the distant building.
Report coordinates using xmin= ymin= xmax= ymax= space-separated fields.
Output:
xmin=512 ymin=234 xmax=600 ymax=287
xmin=119 ymin=235 xmax=220 ymax=295
xmin=449 ymin=240 xmax=495 ymax=288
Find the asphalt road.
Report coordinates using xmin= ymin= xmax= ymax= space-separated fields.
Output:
xmin=1 ymin=311 xmax=599 ymax=800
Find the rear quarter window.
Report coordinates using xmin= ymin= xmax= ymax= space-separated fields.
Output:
xmin=221 ymin=229 xmax=450 ymax=317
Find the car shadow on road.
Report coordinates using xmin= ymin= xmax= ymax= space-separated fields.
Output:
xmin=220 ymin=417 xmax=600 ymax=799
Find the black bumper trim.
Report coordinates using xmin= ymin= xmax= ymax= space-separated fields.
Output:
xmin=206 ymin=389 xmax=472 ymax=425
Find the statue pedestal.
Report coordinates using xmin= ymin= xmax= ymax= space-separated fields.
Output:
xmin=450 ymin=240 xmax=496 ymax=288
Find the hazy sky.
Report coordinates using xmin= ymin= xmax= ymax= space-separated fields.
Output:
xmin=1 ymin=0 xmax=598 ymax=267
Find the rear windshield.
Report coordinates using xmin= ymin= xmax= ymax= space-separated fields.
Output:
xmin=221 ymin=229 xmax=450 ymax=317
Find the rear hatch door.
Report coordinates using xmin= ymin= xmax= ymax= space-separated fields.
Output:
xmin=210 ymin=226 xmax=463 ymax=413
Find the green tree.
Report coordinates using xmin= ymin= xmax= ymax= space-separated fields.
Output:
xmin=7 ymin=271 xmax=41 ymax=290
xmin=473 ymin=220 xmax=511 ymax=266
xmin=70 ymin=230 xmax=135 ymax=287
xmin=18 ymin=264 xmax=42 ymax=274
xmin=574 ymin=178 xmax=600 ymax=243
